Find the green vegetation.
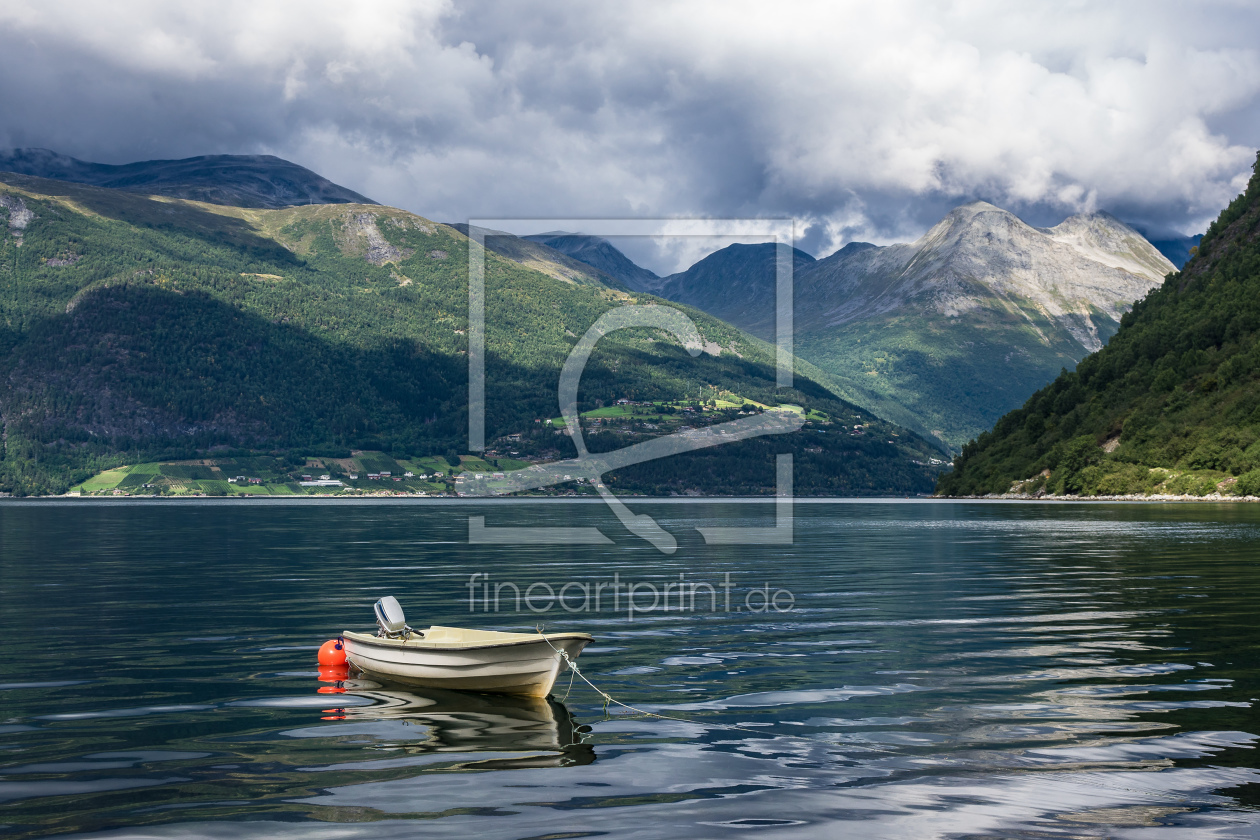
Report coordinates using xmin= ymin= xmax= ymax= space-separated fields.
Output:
xmin=68 ymin=451 xmax=461 ymax=496
xmin=0 ymin=173 xmax=946 ymax=496
xmin=796 ymin=304 xmax=1101 ymax=452
xmin=543 ymin=392 xmax=777 ymax=427
xmin=938 ymin=152 xmax=1260 ymax=497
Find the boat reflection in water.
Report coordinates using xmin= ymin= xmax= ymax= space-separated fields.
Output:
xmin=319 ymin=675 xmax=595 ymax=769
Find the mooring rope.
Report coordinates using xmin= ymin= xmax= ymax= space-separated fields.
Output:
xmin=536 ymin=627 xmax=819 ymax=741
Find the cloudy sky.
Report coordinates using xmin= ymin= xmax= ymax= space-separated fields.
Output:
xmin=2 ymin=0 xmax=1258 ymax=272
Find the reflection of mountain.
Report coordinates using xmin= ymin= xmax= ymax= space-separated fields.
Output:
xmin=340 ymin=683 xmax=594 ymax=767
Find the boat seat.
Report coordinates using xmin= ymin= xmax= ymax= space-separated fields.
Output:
xmin=374 ymin=596 xmax=420 ymax=639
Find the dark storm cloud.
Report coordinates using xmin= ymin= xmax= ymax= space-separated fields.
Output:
xmin=2 ymin=0 xmax=1257 ymax=272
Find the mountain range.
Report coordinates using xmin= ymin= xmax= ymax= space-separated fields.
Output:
xmin=542 ymin=205 xmax=1175 ymax=450
xmin=0 ymin=146 xmax=1200 ymax=496
xmin=0 ymin=153 xmax=944 ymax=496
xmin=786 ymin=203 xmax=1174 ymax=450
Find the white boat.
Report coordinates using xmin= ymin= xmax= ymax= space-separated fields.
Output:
xmin=341 ymin=597 xmax=593 ymax=698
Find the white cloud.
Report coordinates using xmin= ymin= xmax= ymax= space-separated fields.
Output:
xmin=1 ymin=0 xmax=1257 ymax=271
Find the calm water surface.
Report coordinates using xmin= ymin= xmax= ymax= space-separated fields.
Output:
xmin=1 ymin=499 xmax=1259 ymax=838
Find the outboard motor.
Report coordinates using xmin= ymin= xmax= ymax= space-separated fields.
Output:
xmin=374 ymin=596 xmax=417 ymax=639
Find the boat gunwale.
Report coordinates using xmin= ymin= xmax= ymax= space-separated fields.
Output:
xmin=342 ymin=629 xmax=594 ymax=652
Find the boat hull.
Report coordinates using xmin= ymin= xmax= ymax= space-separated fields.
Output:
xmin=342 ymin=628 xmax=592 ymax=698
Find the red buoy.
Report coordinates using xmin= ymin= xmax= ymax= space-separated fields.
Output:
xmin=318 ymin=638 xmax=347 ymax=666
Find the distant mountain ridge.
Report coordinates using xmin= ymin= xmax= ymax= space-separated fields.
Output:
xmin=646 ymin=201 xmax=1174 ymax=450
xmin=796 ymin=202 xmax=1172 ymax=351
xmin=0 ymin=148 xmax=375 ymax=209
xmin=1145 ymin=233 xmax=1204 ymax=269
xmin=523 ymin=232 xmax=664 ymax=292
xmin=446 ymin=224 xmax=625 ymax=289
xmin=655 ymin=243 xmax=816 ymax=337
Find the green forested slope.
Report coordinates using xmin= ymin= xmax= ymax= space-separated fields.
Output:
xmin=0 ymin=173 xmax=944 ymax=495
xmin=938 ymin=153 xmax=1260 ymax=497
xmin=793 ymin=299 xmax=1100 ymax=453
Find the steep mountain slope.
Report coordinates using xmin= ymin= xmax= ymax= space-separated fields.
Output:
xmin=654 ymin=243 xmax=816 ymax=339
xmin=659 ymin=202 xmax=1172 ymax=450
xmin=523 ymin=232 xmax=664 ymax=292
xmin=446 ymin=224 xmax=623 ymax=288
xmin=0 ymin=172 xmax=943 ymax=495
xmin=938 ymin=153 xmax=1260 ymax=498
xmin=0 ymin=148 xmax=375 ymax=209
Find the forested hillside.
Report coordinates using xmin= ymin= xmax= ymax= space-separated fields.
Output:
xmin=938 ymin=153 xmax=1260 ymax=497
xmin=0 ymin=172 xmax=945 ymax=495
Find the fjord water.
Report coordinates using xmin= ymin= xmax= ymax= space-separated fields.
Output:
xmin=2 ymin=500 xmax=1259 ymax=838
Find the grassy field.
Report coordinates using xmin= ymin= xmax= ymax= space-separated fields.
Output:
xmin=543 ymin=393 xmax=806 ymax=428
xmin=77 ymin=467 xmax=131 ymax=492
xmin=67 ymin=450 xmax=478 ymax=496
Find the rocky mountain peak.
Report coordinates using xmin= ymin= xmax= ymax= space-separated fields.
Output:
xmin=1042 ymin=211 xmax=1175 ymax=279
xmin=912 ymin=201 xmax=1038 ymax=254
xmin=831 ymin=241 xmax=878 ymax=258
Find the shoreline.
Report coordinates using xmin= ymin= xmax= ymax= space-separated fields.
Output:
xmin=2 ymin=492 xmax=1258 ymax=504
xmin=946 ymin=492 xmax=1260 ymax=502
